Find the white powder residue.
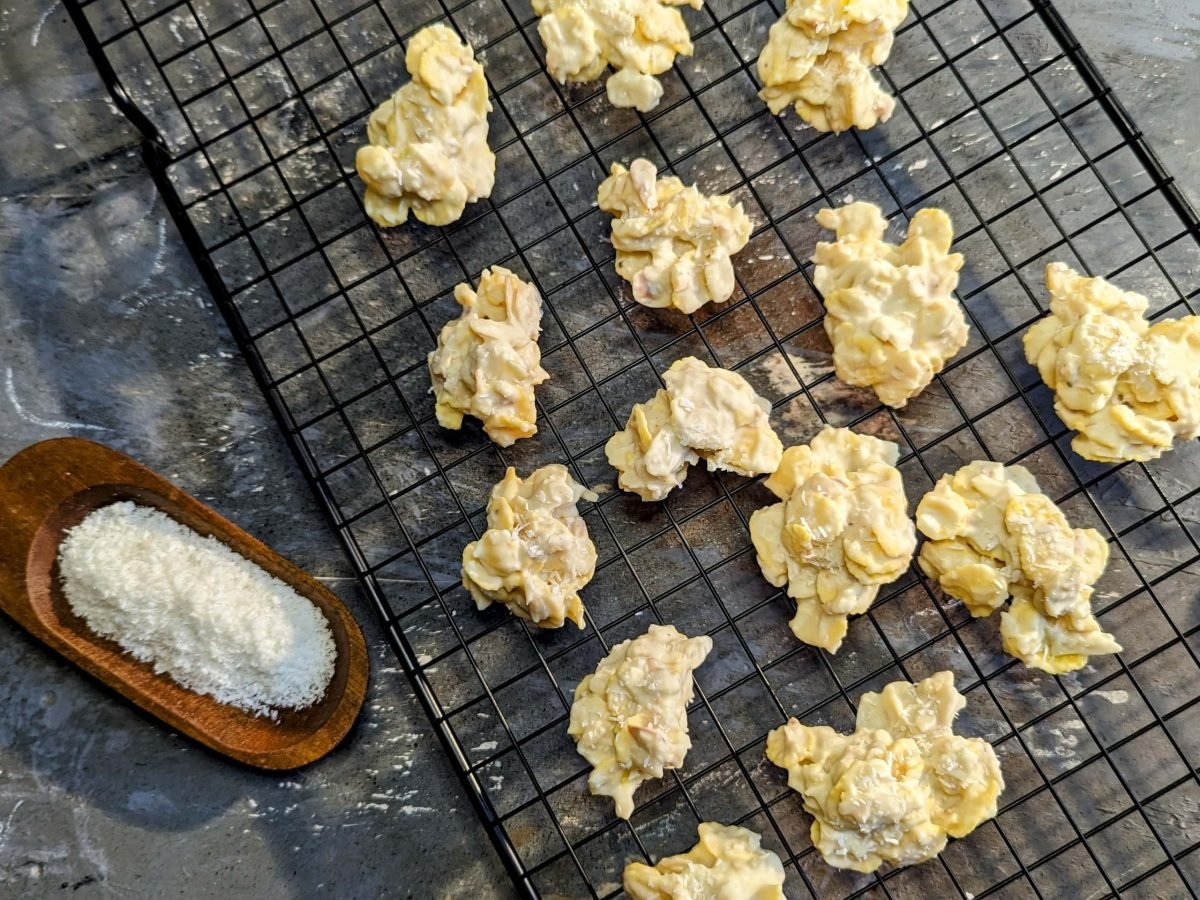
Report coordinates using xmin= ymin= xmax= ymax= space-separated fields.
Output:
xmin=58 ymin=501 xmax=336 ymax=717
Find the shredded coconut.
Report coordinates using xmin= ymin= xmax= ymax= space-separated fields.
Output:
xmin=58 ymin=502 xmax=337 ymax=717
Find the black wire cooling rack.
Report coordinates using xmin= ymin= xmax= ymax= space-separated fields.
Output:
xmin=63 ymin=0 xmax=1200 ymax=896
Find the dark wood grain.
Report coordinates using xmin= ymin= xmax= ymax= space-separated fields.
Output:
xmin=0 ymin=437 xmax=369 ymax=770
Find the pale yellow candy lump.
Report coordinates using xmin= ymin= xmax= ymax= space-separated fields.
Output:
xmin=623 ymin=822 xmax=786 ymax=900
xmin=662 ymin=358 xmax=783 ymax=475
xmin=813 ymin=201 xmax=969 ymax=408
xmin=758 ymin=0 xmax=908 ymax=133
xmin=606 ymin=357 xmax=783 ymax=500
xmin=598 ymin=159 xmax=752 ymax=314
xmin=605 ymin=389 xmax=700 ymax=502
xmin=355 ymin=25 xmax=495 ymax=227
xmin=428 ymin=267 xmax=549 ymax=447
xmin=916 ymin=460 xmax=1121 ymax=674
xmin=1023 ymin=262 xmax=1200 ymax=463
xmin=766 ymin=671 xmax=1003 ymax=873
xmin=462 ymin=465 xmax=598 ymax=629
xmin=533 ymin=0 xmax=701 ymax=112
xmin=749 ymin=426 xmax=915 ymax=653
xmin=569 ymin=624 xmax=712 ymax=818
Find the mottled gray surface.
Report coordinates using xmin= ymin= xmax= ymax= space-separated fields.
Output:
xmin=1055 ymin=0 xmax=1199 ymax=209
xmin=0 ymin=1 xmax=1195 ymax=899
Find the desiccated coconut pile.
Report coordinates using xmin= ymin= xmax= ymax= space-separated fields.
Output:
xmin=58 ymin=501 xmax=336 ymax=717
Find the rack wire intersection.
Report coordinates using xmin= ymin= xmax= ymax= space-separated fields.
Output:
xmin=63 ymin=0 xmax=1200 ymax=896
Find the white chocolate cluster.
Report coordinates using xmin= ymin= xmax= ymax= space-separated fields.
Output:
xmin=663 ymin=358 xmax=783 ymax=474
xmin=462 ymin=465 xmax=598 ymax=629
xmin=813 ymin=202 xmax=968 ymax=408
xmin=623 ymin=822 xmax=787 ymax=900
xmin=749 ymin=427 xmax=915 ymax=653
xmin=428 ymin=267 xmax=549 ymax=447
xmin=917 ymin=461 xmax=1121 ymax=674
xmin=758 ymin=0 xmax=908 ymax=133
xmin=606 ymin=356 xmax=783 ymax=501
xmin=569 ymin=624 xmax=712 ymax=818
xmin=606 ymin=389 xmax=699 ymax=501
xmin=355 ymin=25 xmax=495 ymax=227
xmin=766 ymin=672 xmax=1003 ymax=873
xmin=598 ymin=159 xmax=752 ymax=314
xmin=1024 ymin=262 xmax=1200 ymax=463
xmin=532 ymin=0 xmax=701 ymax=112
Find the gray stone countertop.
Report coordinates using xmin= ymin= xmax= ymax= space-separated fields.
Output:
xmin=0 ymin=2 xmax=1195 ymax=899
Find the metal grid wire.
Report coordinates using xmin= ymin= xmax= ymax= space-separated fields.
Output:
xmin=63 ymin=0 xmax=1200 ymax=896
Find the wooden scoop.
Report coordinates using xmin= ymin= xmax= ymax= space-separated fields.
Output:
xmin=0 ymin=437 xmax=369 ymax=769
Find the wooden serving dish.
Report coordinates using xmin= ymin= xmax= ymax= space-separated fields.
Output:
xmin=0 ymin=437 xmax=369 ymax=769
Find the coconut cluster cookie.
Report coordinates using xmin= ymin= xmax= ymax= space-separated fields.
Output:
xmin=427 ymin=267 xmax=549 ymax=447
xmin=606 ymin=356 xmax=783 ymax=501
xmin=917 ymin=460 xmax=1121 ymax=673
xmin=569 ymin=623 xmax=711 ymax=818
xmin=462 ymin=465 xmax=598 ymax=629
xmin=623 ymin=823 xmax=786 ymax=899
xmin=749 ymin=426 xmax=915 ymax=653
xmin=598 ymin=159 xmax=752 ymax=315
xmin=766 ymin=672 xmax=1003 ymax=873
xmin=813 ymin=201 xmax=969 ymax=408
xmin=533 ymin=0 xmax=701 ymax=112
xmin=759 ymin=0 xmax=908 ymax=132
xmin=1024 ymin=262 xmax=1200 ymax=463
xmin=355 ymin=25 xmax=495 ymax=227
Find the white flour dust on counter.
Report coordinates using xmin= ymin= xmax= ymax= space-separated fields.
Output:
xmin=57 ymin=501 xmax=336 ymax=717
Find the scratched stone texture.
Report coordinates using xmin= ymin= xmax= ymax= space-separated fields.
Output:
xmin=0 ymin=1 xmax=1195 ymax=899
